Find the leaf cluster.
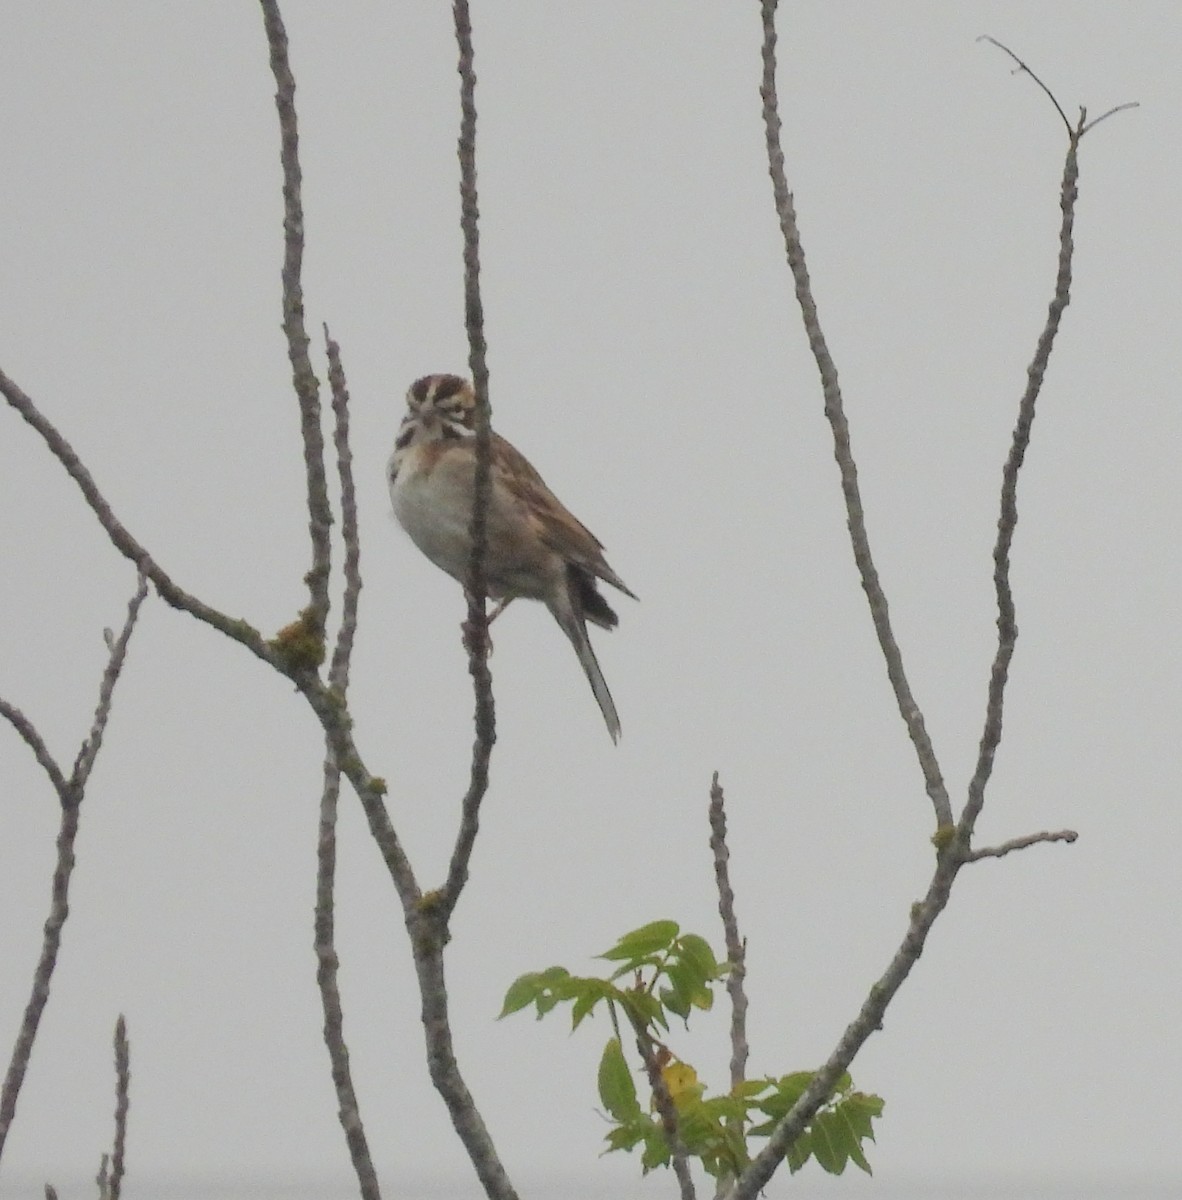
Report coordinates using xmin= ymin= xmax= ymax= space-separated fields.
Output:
xmin=501 ymin=921 xmax=883 ymax=1181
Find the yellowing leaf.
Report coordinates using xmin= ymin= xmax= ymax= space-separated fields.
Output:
xmin=660 ymin=1060 xmax=704 ymax=1108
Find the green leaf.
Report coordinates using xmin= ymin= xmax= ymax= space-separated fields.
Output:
xmin=600 ymin=920 xmax=680 ymax=962
xmin=734 ymin=1077 xmax=776 ymax=1101
xmin=753 ymin=1070 xmax=815 ymax=1123
xmin=811 ymin=1110 xmax=850 ymax=1174
xmin=603 ymin=1124 xmax=643 ymax=1153
xmin=832 ymin=1091 xmax=882 ymax=1175
xmin=659 ymin=961 xmax=713 ymax=1022
xmin=777 ymin=1071 xmax=816 ymax=1104
xmin=597 ymin=1037 xmax=641 ymax=1121
xmin=786 ymin=1127 xmax=812 ymax=1172
xmin=674 ymin=933 xmax=726 ymax=982
xmin=619 ymin=988 xmax=667 ymax=1033
xmin=843 ymin=1091 xmax=885 ymax=1129
xmin=569 ymin=978 xmax=619 ymax=1030
xmin=498 ymin=967 xmax=571 ymax=1019
xmin=640 ymin=1125 xmax=671 ymax=1173
xmin=607 ymin=953 xmax=665 ymax=983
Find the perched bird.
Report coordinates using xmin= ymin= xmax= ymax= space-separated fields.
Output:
xmin=388 ymin=374 xmax=635 ymax=741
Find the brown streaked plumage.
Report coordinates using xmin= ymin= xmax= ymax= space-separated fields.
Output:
xmin=388 ymin=374 xmax=635 ymax=741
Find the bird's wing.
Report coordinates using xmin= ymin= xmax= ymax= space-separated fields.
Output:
xmin=492 ymin=434 xmax=635 ymax=597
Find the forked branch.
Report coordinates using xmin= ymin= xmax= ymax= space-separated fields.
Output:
xmin=0 ymin=576 xmax=148 ymax=1162
xmin=734 ymin=8 xmax=1098 ymax=1197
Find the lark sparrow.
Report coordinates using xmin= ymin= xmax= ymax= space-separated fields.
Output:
xmin=388 ymin=374 xmax=635 ymax=741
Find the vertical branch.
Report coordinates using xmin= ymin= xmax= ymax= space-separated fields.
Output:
xmin=412 ymin=944 xmax=520 ymax=1200
xmin=314 ymin=758 xmax=381 ymax=1200
xmin=393 ymin=13 xmax=516 ymax=1196
xmin=0 ymin=577 xmax=148 ymax=1162
xmin=325 ymin=328 xmax=362 ymax=691
xmin=441 ymin=0 xmax=496 ymax=919
xmin=108 ymin=1015 xmax=129 ymax=1200
xmin=961 ymin=121 xmax=1083 ymax=847
xmin=313 ymin=331 xmax=380 ymax=1199
xmin=708 ymin=774 xmax=749 ymax=1091
xmin=259 ymin=0 xmax=333 ymax=636
xmin=757 ymin=0 xmax=952 ymax=830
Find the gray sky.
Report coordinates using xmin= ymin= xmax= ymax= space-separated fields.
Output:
xmin=2 ymin=2 xmax=1179 ymax=1196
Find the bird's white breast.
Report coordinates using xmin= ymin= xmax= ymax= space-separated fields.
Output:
xmin=388 ymin=446 xmax=472 ymax=584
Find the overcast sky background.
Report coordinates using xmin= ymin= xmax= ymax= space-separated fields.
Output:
xmin=1 ymin=3 xmax=1179 ymax=1198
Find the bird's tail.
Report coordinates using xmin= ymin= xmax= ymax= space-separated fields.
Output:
xmin=554 ymin=604 xmax=621 ymax=743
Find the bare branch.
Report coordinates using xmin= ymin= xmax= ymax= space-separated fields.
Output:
xmin=324 ymin=327 xmax=362 ymax=693
xmin=72 ymin=575 xmax=149 ymax=787
xmin=108 ymin=1015 xmax=129 ymax=1200
xmin=441 ymin=0 xmax=496 ymax=921
xmin=1081 ymin=102 xmax=1140 ymax=136
xmin=315 ymin=758 xmax=382 ymax=1200
xmin=964 ymin=828 xmax=1078 ymax=862
xmin=259 ymin=0 xmax=333 ymax=636
xmin=977 ymin=36 xmax=1072 ymax=134
xmin=0 ymin=368 xmax=277 ymax=671
xmin=733 ymin=850 xmax=961 ymax=1198
xmin=0 ymin=577 xmax=147 ymax=1162
xmin=978 ymin=37 xmax=1139 ymax=142
xmin=758 ymin=0 xmax=952 ymax=831
xmin=708 ymin=774 xmax=748 ymax=1091
xmin=960 ymin=114 xmax=1083 ymax=846
xmin=296 ymin=683 xmax=512 ymax=1200
xmin=736 ymin=19 xmax=1111 ymax=1196
xmin=411 ymin=937 xmax=521 ymax=1200
xmin=306 ymin=333 xmax=380 ymax=1197
xmin=0 ymin=700 xmax=68 ymax=799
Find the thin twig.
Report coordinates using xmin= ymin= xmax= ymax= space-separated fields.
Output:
xmin=315 ymin=759 xmax=382 ymax=1200
xmin=312 ymin=327 xmax=380 ymax=1199
xmin=324 ymin=327 xmax=362 ymax=694
xmin=960 ymin=111 xmax=1083 ymax=849
xmin=758 ymin=0 xmax=952 ymax=831
xmin=1081 ymin=102 xmax=1139 ymax=135
xmin=259 ymin=0 xmax=333 ymax=637
xmin=0 ymin=701 xmax=68 ymax=797
xmin=708 ymin=774 xmax=748 ymax=1091
xmin=0 ymin=579 xmax=148 ymax=1162
xmin=109 ymin=1015 xmax=129 ymax=1200
xmin=964 ymin=828 xmax=1078 ymax=862
xmin=977 ymin=36 xmax=1071 ymax=134
xmin=0 ymin=369 xmax=276 ymax=670
xmin=73 ymin=575 xmax=150 ymax=788
xmin=441 ymin=0 xmax=496 ymax=921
